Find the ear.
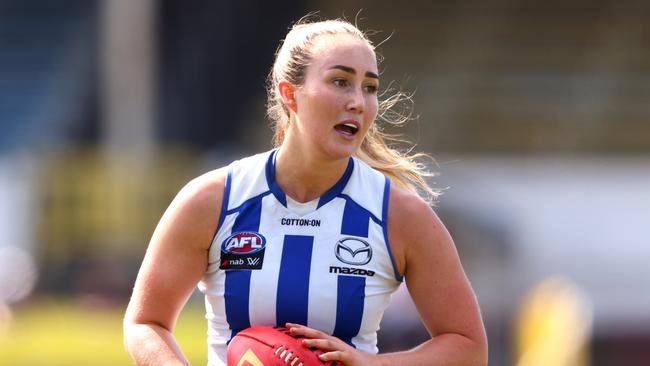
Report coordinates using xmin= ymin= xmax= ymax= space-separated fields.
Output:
xmin=278 ymin=81 xmax=297 ymax=112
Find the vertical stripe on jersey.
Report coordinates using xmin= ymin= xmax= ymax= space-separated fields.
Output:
xmin=224 ymin=196 xmax=264 ymax=338
xmin=333 ymin=197 xmax=371 ymax=346
xmin=340 ymin=198 xmax=370 ymax=237
xmin=276 ymin=235 xmax=314 ymax=327
xmin=224 ymin=270 xmax=252 ymax=337
xmin=333 ymin=275 xmax=366 ymax=346
xmin=382 ymin=176 xmax=403 ymax=282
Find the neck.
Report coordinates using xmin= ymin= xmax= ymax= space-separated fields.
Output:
xmin=274 ymin=145 xmax=350 ymax=203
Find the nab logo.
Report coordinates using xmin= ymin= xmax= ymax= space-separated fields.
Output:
xmin=222 ymin=232 xmax=266 ymax=254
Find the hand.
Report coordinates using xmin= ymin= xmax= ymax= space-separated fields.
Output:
xmin=286 ymin=323 xmax=380 ymax=366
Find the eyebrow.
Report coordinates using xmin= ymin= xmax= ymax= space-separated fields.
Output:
xmin=329 ymin=65 xmax=379 ymax=79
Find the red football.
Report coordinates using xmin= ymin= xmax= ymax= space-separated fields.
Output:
xmin=227 ymin=326 xmax=343 ymax=366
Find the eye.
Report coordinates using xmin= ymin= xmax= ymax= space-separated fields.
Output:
xmin=333 ymin=78 xmax=348 ymax=87
xmin=364 ymin=84 xmax=378 ymax=94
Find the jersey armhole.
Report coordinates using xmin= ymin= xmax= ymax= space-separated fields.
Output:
xmin=382 ymin=176 xmax=404 ymax=282
xmin=209 ymin=168 xmax=232 ymax=253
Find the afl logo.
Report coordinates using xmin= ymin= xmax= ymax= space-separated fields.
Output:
xmin=335 ymin=238 xmax=372 ymax=265
xmin=222 ymin=232 xmax=266 ymax=255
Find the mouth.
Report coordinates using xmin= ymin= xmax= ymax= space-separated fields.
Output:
xmin=334 ymin=121 xmax=359 ymax=136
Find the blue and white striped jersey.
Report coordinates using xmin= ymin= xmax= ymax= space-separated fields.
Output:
xmin=198 ymin=150 xmax=402 ymax=365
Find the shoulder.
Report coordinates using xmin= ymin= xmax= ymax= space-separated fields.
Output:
xmin=388 ymin=184 xmax=441 ymax=231
xmin=174 ymin=167 xmax=229 ymax=212
xmin=157 ymin=167 xmax=229 ymax=250
xmin=174 ymin=149 xmax=274 ymax=210
xmin=170 ymin=150 xmax=273 ymax=236
xmin=387 ymin=184 xmax=450 ymax=276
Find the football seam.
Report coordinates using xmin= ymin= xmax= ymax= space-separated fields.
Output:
xmin=233 ymin=333 xmax=275 ymax=348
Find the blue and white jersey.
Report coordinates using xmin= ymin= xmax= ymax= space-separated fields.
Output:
xmin=198 ymin=150 xmax=402 ymax=365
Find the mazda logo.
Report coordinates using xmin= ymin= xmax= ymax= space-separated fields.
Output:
xmin=335 ymin=238 xmax=372 ymax=265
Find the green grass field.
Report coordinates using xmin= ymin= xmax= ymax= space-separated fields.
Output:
xmin=0 ymin=298 xmax=208 ymax=365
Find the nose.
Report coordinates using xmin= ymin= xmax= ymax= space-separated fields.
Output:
xmin=346 ymin=88 xmax=364 ymax=114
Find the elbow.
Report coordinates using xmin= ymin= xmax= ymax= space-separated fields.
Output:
xmin=452 ymin=329 xmax=488 ymax=366
xmin=122 ymin=321 xmax=158 ymax=364
xmin=123 ymin=320 xmax=137 ymax=357
xmin=469 ymin=333 xmax=489 ymax=366
xmin=122 ymin=317 xmax=151 ymax=357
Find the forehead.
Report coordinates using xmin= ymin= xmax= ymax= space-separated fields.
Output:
xmin=308 ymin=34 xmax=378 ymax=74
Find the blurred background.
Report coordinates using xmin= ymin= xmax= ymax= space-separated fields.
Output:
xmin=1 ymin=0 xmax=649 ymax=365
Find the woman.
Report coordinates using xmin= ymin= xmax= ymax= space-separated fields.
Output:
xmin=124 ymin=17 xmax=487 ymax=366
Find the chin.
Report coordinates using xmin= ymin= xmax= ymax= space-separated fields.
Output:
xmin=321 ymin=143 xmax=359 ymax=161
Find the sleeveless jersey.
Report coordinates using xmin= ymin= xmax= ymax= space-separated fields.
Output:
xmin=198 ymin=150 xmax=403 ymax=365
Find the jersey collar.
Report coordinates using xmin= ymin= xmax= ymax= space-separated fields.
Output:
xmin=265 ymin=149 xmax=354 ymax=209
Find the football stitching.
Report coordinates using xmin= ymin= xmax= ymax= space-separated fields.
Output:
xmin=274 ymin=345 xmax=304 ymax=366
xmin=273 ymin=327 xmax=338 ymax=366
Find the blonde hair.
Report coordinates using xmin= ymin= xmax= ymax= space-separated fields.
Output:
xmin=266 ymin=16 xmax=440 ymax=203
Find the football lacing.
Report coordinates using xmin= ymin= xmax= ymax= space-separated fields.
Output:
xmin=274 ymin=345 xmax=303 ymax=366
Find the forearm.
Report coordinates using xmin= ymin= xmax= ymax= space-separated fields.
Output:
xmin=376 ymin=333 xmax=488 ymax=366
xmin=124 ymin=322 xmax=190 ymax=366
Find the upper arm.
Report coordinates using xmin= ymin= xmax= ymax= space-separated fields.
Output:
xmin=124 ymin=168 xmax=227 ymax=331
xmin=387 ymin=187 xmax=486 ymax=343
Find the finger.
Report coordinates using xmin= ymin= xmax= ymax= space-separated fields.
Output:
xmin=284 ymin=322 xmax=311 ymax=333
xmin=286 ymin=324 xmax=328 ymax=339
xmin=318 ymin=350 xmax=347 ymax=362
xmin=301 ymin=338 xmax=341 ymax=351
